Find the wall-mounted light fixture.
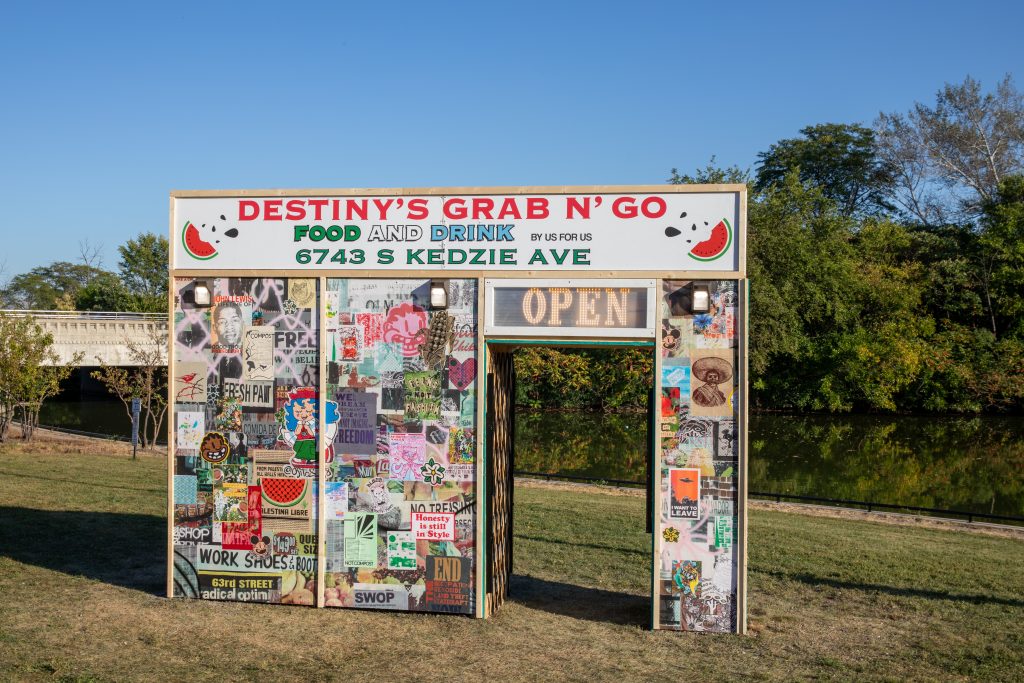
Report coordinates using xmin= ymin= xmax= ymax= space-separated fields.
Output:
xmin=193 ymin=280 xmax=212 ymax=307
xmin=691 ymin=283 xmax=710 ymax=314
xmin=430 ymin=280 xmax=448 ymax=310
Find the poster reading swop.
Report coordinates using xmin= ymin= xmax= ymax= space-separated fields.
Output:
xmin=173 ymin=190 xmax=740 ymax=272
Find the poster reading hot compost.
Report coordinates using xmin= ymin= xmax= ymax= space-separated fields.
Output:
xmin=173 ymin=190 xmax=741 ymax=272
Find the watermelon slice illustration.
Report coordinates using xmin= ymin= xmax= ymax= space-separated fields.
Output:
xmin=688 ymin=218 xmax=732 ymax=261
xmin=261 ymin=478 xmax=308 ymax=508
xmin=182 ymin=221 xmax=218 ymax=260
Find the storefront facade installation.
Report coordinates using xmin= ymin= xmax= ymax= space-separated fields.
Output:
xmin=168 ymin=184 xmax=747 ymax=632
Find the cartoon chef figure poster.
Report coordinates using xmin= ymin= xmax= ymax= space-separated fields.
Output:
xmin=279 ymin=387 xmax=340 ymax=468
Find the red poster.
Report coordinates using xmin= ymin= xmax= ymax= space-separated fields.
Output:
xmin=669 ymin=468 xmax=700 ymax=520
xmin=223 ymin=485 xmax=262 ymax=549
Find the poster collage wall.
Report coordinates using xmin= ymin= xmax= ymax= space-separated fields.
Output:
xmin=322 ymin=279 xmax=478 ymax=614
xmin=658 ymin=280 xmax=740 ymax=632
xmin=172 ymin=277 xmax=322 ymax=605
xmin=171 ymin=277 xmax=480 ymax=614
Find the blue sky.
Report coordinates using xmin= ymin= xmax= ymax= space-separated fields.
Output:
xmin=1 ymin=1 xmax=1021 ymax=275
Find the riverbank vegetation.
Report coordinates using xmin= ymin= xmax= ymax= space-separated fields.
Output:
xmin=1 ymin=440 xmax=1022 ymax=681
xmin=517 ymin=75 xmax=1024 ymax=414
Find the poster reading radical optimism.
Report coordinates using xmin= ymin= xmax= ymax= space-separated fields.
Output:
xmin=173 ymin=190 xmax=740 ymax=272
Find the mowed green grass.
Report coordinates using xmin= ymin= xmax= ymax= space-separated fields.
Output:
xmin=1 ymin=441 xmax=1023 ymax=682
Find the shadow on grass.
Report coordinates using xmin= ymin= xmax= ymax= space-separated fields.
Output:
xmin=0 ymin=506 xmax=165 ymax=595
xmin=508 ymin=574 xmax=649 ymax=626
xmin=757 ymin=569 xmax=1024 ymax=608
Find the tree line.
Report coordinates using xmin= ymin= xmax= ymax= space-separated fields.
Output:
xmin=519 ymin=75 xmax=1024 ymax=414
xmin=0 ymin=233 xmax=168 ymax=312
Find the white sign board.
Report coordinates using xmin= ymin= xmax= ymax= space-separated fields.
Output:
xmin=172 ymin=190 xmax=740 ymax=272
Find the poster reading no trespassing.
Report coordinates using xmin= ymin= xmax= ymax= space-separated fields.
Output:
xmin=173 ymin=190 xmax=740 ymax=272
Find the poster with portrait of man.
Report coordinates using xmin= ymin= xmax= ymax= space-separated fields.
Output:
xmin=211 ymin=297 xmax=253 ymax=354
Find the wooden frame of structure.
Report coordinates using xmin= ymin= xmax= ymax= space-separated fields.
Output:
xmin=167 ymin=184 xmax=747 ymax=631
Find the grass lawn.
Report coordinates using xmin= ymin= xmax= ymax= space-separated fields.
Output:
xmin=1 ymin=436 xmax=1023 ymax=682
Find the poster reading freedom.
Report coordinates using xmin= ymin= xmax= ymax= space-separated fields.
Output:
xmin=173 ymin=189 xmax=741 ymax=272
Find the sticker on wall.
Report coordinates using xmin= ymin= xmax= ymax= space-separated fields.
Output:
xmin=411 ymin=511 xmax=455 ymax=541
xmin=242 ymin=327 xmax=275 ymax=381
xmin=200 ymin=432 xmax=231 ymax=464
xmin=353 ymin=583 xmax=409 ymax=610
xmin=280 ymin=387 xmax=319 ymax=468
xmin=405 ymin=371 xmax=441 ymax=420
xmin=174 ymin=475 xmax=198 ymax=505
xmin=382 ymin=302 xmax=428 ymax=357
xmin=713 ymin=515 xmax=733 ymax=549
xmin=669 ymin=468 xmax=700 ymax=519
xmin=446 ymin=357 xmax=477 ymax=391
xmin=176 ymin=411 xmax=204 ymax=452
xmin=288 ymin=279 xmax=317 ymax=310
xmin=337 ymin=325 xmax=364 ymax=362
xmin=212 ymin=297 xmax=252 ymax=353
xmin=420 ymin=457 xmax=446 ymax=486
xmin=325 ymin=291 xmax=340 ymax=330
xmin=325 ymin=481 xmax=348 ymax=519
xmin=448 ymin=427 xmax=474 ymax=464
xmin=386 ymin=531 xmax=417 ymax=570
xmin=689 ymin=350 xmax=735 ymax=417
xmin=214 ymin=398 xmax=242 ymax=431
xmin=355 ymin=312 xmax=384 ymax=348
xmin=222 ymin=378 xmax=275 ymax=409
xmin=344 ymin=512 xmax=378 ymax=568
xmin=173 ymin=362 xmax=208 ymax=403
xmin=661 ymin=318 xmax=690 ymax=363
xmin=261 ymin=478 xmax=311 ymax=520
xmin=214 ymin=482 xmax=247 ymax=523
xmin=661 ymin=365 xmax=690 ymax=389
xmin=389 ymin=432 xmax=427 ymax=481
xmin=335 ymin=392 xmax=377 ymax=455
xmin=671 ymin=560 xmax=701 ymax=598
xmin=424 ymin=555 xmax=471 ymax=613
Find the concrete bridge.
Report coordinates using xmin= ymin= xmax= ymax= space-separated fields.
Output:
xmin=1 ymin=310 xmax=168 ymax=366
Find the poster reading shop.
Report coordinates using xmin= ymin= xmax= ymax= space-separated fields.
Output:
xmin=173 ymin=190 xmax=740 ymax=272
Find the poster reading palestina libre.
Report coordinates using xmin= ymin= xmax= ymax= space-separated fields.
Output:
xmin=174 ymin=191 xmax=739 ymax=272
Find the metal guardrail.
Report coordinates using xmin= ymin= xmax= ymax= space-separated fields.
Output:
xmin=25 ymin=422 xmax=167 ymax=446
xmin=513 ymin=470 xmax=1024 ymax=526
xmin=0 ymin=309 xmax=165 ymax=321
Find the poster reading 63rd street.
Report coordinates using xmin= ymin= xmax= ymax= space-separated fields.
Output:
xmin=173 ymin=190 xmax=741 ymax=272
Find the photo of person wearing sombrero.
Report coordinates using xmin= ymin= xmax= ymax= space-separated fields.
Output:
xmin=691 ymin=355 xmax=733 ymax=410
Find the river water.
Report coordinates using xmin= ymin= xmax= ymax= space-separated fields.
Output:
xmin=515 ymin=410 xmax=1024 ymax=520
xmin=40 ymin=398 xmax=1024 ymax=519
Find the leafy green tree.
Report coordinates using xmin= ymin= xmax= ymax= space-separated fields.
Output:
xmin=668 ymin=158 xmax=750 ymax=185
xmin=746 ymin=172 xmax=862 ymax=409
xmin=0 ymin=262 xmax=111 ymax=310
xmin=90 ymin=328 xmax=167 ymax=452
xmin=0 ymin=312 xmax=77 ymax=442
xmin=980 ymin=175 xmax=1024 ymax=338
xmin=74 ymin=271 xmax=139 ymax=312
xmin=754 ymin=123 xmax=895 ymax=217
xmin=117 ymin=232 xmax=168 ymax=313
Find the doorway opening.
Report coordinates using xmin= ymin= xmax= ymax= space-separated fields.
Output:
xmin=484 ymin=341 xmax=655 ymax=626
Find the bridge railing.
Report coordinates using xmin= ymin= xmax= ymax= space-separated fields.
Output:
xmin=0 ymin=309 xmax=166 ymax=321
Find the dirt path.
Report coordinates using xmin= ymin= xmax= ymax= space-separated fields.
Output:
xmin=517 ymin=477 xmax=1024 ymax=540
